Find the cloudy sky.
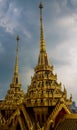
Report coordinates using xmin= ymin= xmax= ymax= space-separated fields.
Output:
xmin=0 ymin=0 xmax=77 ymax=104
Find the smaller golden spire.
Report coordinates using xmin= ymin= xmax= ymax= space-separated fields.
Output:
xmin=12 ymin=35 xmax=20 ymax=84
xmin=14 ymin=35 xmax=20 ymax=75
xmin=11 ymin=35 xmax=23 ymax=86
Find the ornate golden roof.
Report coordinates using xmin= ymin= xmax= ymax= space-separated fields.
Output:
xmin=0 ymin=1 xmax=75 ymax=130
xmin=25 ymin=1 xmax=72 ymax=108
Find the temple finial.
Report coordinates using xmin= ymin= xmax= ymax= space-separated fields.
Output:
xmin=16 ymin=35 xmax=20 ymax=42
xmin=16 ymin=35 xmax=20 ymax=54
xmin=39 ymin=0 xmax=43 ymax=9
xmin=39 ymin=0 xmax=46 ymax=52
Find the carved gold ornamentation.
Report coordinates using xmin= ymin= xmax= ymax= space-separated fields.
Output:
xmin=0 ymin=1 xmax=77 ymax=130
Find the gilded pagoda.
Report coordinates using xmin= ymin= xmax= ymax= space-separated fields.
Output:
xmin=0 ymin=1 xmax=77 ymax=130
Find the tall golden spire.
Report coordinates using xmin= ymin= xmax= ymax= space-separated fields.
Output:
xmin=39 ymin=0 xmax=46 ymax=52
xmin=37 ymin=1 xmax=49 ymax=66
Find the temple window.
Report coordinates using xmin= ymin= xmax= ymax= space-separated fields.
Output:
xmin=41 ymin=90 xmax=43 ymax=95
xmin=35 ymin=100 xmax=37 ymax=104
xmin=42 ymin=114 xmax=44 ymax=122
xmin=46 ymin=80 xmax=51 ymax=86
xmin=46 ymin=81 xmax=48 ymax=86
xmin=42 ymin=81 xmax=44 ymax=87
xmin=41 ymin=99 xmax=43 ymax=104
xmin=37 ymin=114 xmax=40 ymax=122
xmin=45 ymin=71 xmax=49 ymax=77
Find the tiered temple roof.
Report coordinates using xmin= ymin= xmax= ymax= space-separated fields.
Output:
xmin=0 ymin=1 xmax=77 ymax=130
xmin=25 ymin=1 xmax=72 ymax=108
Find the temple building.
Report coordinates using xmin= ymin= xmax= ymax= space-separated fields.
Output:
xmin=0 ymin=1 xmax=77 ymax=130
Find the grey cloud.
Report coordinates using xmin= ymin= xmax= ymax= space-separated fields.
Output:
xmin=0 ymin=0 xmax=11 ymax=18
xmin=70 ymin=0 xmax=77 ymax=7
xmin=50 ymin=57 xmax=71 ymax=67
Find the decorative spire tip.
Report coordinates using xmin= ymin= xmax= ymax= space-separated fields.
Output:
xmin=39 ymin=0 xmax=43 ymax=9
xmin=16 ymin=35 xmax=20 ymax=42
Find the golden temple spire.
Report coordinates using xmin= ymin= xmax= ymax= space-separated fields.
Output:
xmin=12 ymin=35 xmax=20 ymax=83
xmin=3 ymin=35 xmax=24 ymax=109
xmin=39 ymin=0 xmax=46 ymax=52
xmin=14 ymin=35 xmax=19 ymax=76
xmin=36 ymin=0 xmax=50 ymax=66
